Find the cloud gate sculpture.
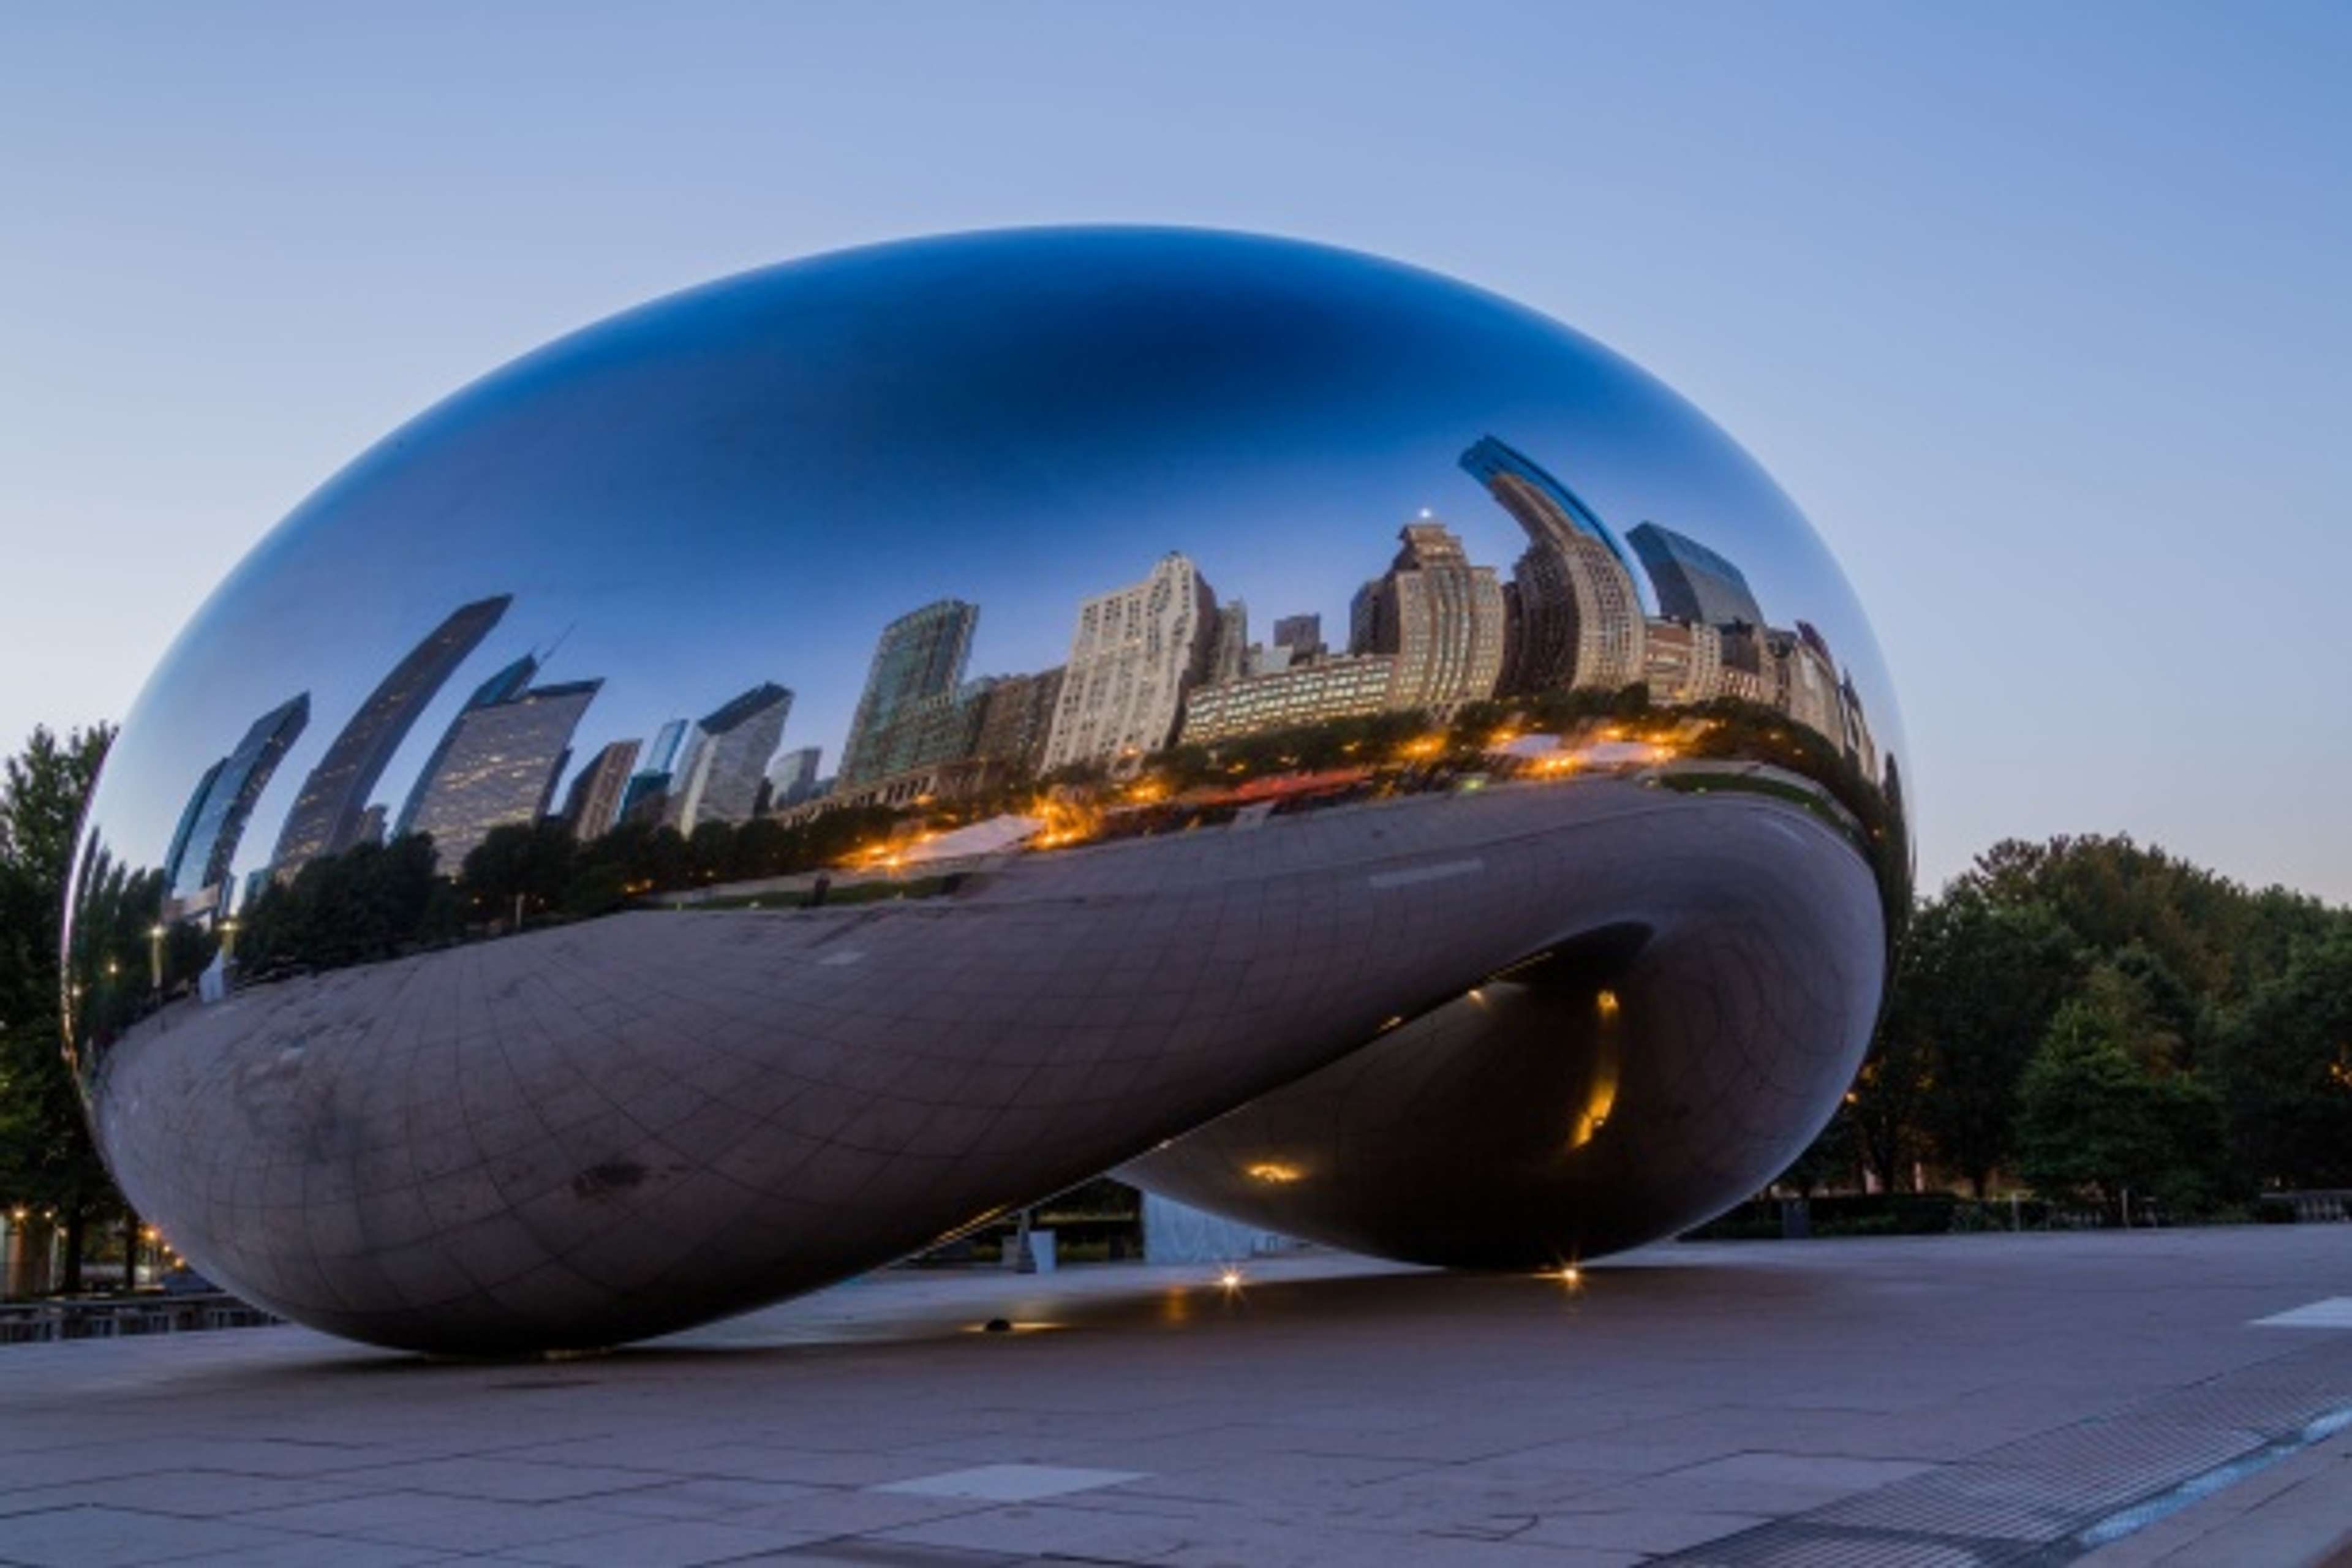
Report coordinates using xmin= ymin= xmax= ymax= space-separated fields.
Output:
xmin=64 ymin=229 xmax=1908 ymax=1354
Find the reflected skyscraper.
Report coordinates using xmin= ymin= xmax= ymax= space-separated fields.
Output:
xmin=839 ymin=600 xmax=977 ymax=788
xmin=1461 ymin=437 xmax=1646 ymax=694
xmin=1273 ymin=613 xmax=1324 ymax=657
xmin=1627 ymin=522 xmax=1766 ymax=629
xmin=561 ymin=739 xmax=640 ymax=841
xmin=667 ymin=682 xmax=791 ymax=833
xmin=1640 ymin=619 xmax=1726 ymax=706
xmin=269 ymin=595 xmax=510 ymax=878
xmin=764 ymin=745 xmax=823 ymax=810
xmin=619 ymin=718 xmax=689 ymax=822
xmin=397 ymin=662 xmax=602 ymax=871
xmin=1211 ymin=600 xmax=1250 ymax=685
xmin=1042 ymin=552 xmax=1218 ymax=772
xmin=1364 ymin=520 xmax=1507 ymax=716
xmin=164 ymin=693 xmax=309 ymax=908
xmin=970 ymin=668 xmax=1064 ymax=776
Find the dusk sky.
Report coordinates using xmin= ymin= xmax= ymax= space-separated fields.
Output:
xmin=4 ymin=4 xmax=2346 ymax=901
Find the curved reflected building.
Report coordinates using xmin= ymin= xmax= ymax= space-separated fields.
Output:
xmin=63 ymin=229 xmax=1909 ymax=1354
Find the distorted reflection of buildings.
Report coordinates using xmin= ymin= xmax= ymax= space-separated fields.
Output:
xmin=185 ymin=422 xmax=1890 ymax=903
xmin=763 ymin=745 xmax=824 ymax=810
xmin=838 ymin=599 xmax=978 ymax=790
xmin=162 ymin=693 xmax=309 ymax=916
xmin=1041 ymin=552 xmax=1218 ymax=772
xmin=268 ymin=595 xmax=510 ymax=880
xmin=663 ymin=682 xmax=792 ymax=834
xmin=560 ymin=739 xmax=640 ymax=841
xmin=1179 ymin=652 xmax=1398 ymax=744
xmin=1362 ymin=519 xmax=1506 ymax=715
xmin=396 ymin=655 xmax=602 ymax=871
xmin=1272 ymin=613 xmax=1325 ymax=660
xmin=1462 ymin=435 xmax=1648 ymax=697
xmin=619 ymin=718 xmax=691 ymax=824
xmin=1210 ymin=600 xmax=1250 ymax=685
xmin=1627 ymin=521 xmax=1766 ymax=629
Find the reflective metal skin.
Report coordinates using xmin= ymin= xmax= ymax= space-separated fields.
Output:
xmin=64 ymin=229 xmax=1907 ymax=1354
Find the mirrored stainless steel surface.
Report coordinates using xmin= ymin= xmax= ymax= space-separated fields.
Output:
xmin=64 ymin=228 xmax=1908 ymax=1352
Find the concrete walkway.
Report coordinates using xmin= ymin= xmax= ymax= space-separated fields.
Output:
xmin=2 ymin=1227 xmax=2349 ymax=1566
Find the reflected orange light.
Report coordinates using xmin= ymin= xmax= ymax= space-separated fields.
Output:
xmin=1245 ymin=1161 xmax=1302 ymax=1185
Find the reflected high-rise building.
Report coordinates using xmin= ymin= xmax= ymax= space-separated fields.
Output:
xmin=1460 ymin=437 xmax=1645 ymax=694
xmin=397 ymin=661 xmax=602 ymax=872
xmin=1272 ymin=613 xmax=1325 ymax=660
xmin=1348 ymin=581 xmax=1379 ymax=655
xmin=667 ymin=682 xmax=792 ymax=834
xmin=561 ymin=739 xmax=641 ymax=841
xmin=839 ymin=600 xmax=978 ymax=789
xmin=269 ymin=595 xmax=510 ymax=878
xmin=1363 ymin=520 xmax=1506 ymax=716
xmin=1210 ymin=600 xmax=1250 ymax=685
xmin=764 ymin=745 xmax=823 ymax=810
xmin=1627 ymin=522 xmax=1765 ymax=628
xmin=1640 ymin=619 xmax=1725 ymax=706
xmin=619 ymin=718 xmax=690 ymax=823
xmin=970 ymin=666 xmax=1065 ymax=777
xmin=1041 ymin=552 xmax=1218 ymax=772
xmin=164 ymin=693 xmax=310 ymax=908
xmin=161 ymin=760 xmax=225 ymax=898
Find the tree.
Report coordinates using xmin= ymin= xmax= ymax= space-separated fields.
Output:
xmin=2212 ymin=927 xmax=2352 ymax=1188
xmin=1903 ymin=892 xmax=2083 ymax=1196
xmin=0 ymin=725 xmax=123 ymax=1292
xmin=459 ymin=820 xmax=578 ymax=922
xmin=2017 ymin=965 xmax=2228 ymax=1215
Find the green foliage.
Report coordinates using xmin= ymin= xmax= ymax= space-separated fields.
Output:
xmin=1781 ymin=831 xmax=2350 ymax=1213
xmin=2212 ymin=927 xmax=2352 ymax=1187
xmin=1899 ymin=892 xmax=2084 ymax=1195
xmin=0 ymin=725 xmax=125 ymax=1288
xmin=2016 ymin=966 xmax=2231 ymax=1212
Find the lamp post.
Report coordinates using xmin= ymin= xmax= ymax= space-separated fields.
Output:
xmin=146 ymin=924 xmax=167 ymax=992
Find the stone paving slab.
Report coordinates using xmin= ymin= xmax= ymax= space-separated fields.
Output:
xmin=2 ymin=1228 xmax=2350 ymax=1566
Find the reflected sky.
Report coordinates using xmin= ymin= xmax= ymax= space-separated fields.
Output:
xmin=89 ymin=228 xmax=1904 ymax=884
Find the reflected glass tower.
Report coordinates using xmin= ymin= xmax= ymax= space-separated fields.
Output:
xmin=668 ymin=682 xmax=792 ymax=832
xmin=764 ymin=745 xmax=823 ymax=810
xmin=164 ymin=693 xmax=309 ymax=906
xmin=1461 ymin=437 xmax=1646 ymax=695
xmin=839 ymin=600 xmax=977 ymax=788
xmin=1628 ymin=522 xmax=1766 ymax=628
xmin=396 ymin=660 xmax=602 ymax=870
xmin=619 ymin=718 xmax=690 ymax=822
xmin=268 ymin=595 xmax=510 ymax=878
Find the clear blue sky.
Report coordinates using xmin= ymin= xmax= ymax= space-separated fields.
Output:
xmin=4 ymin=3 xmax=2346 ymax=901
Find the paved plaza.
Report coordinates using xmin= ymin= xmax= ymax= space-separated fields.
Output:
xmin=2 ymin=1227 xmax=2350 ymax=1567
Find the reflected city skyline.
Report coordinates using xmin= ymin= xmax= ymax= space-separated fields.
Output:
xmin=98 ymin=429 xmax=1892 ymax=918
